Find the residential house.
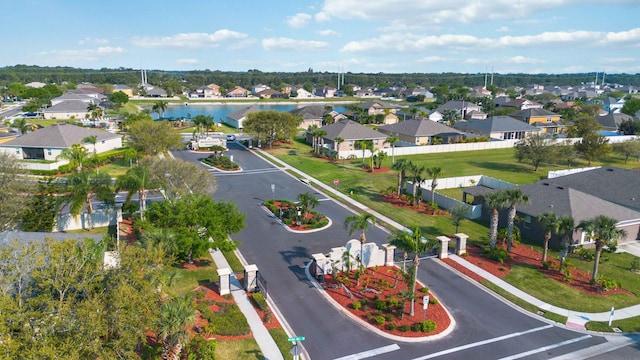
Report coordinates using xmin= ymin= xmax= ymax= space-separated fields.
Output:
xmin=464 ymin=110 xmax=488 ymax=120
xmin=378 ymin=119 xmax=464 ymax=145
xmin=453 ymin=116 xmax=541 ymax=140
xmin=436 ymin=100 xmax=482 ymax=119
xmin=189 ymin=85 xmax=216 ymax=99
xmin=355 ymin=88 xmax=377 ymax=98
xmin=314 ymin=86 xmax=337 ymax=98
xmin=226 ymin=86 xmax=249 ymax=98
xmin=307 ymin=119 xmax=388 ymax=156
xmin=144 ymin=86 xmax=168 ymax=98
xmin=602 ymin=97 xmax=625 ymax=113
xmin=224 ymin=106 xmax=261 ymax=129
xmin=500 ymin=167 xmax=640 ymax=246
xmin=251 ymin=84 xmax=270 ymax=95
xmin=207 ymin=83 xmax=221 ymax=96
xmin=50 ymin=93 xmax=99 ymax=106
xmin=510 ymin=108 xmax=563 ymax=134
xmin=290 ymin=105 xmax=327 ymax=130
xmin=596 ymin=113 xmax=635 ymax=132
xmin=358 ymin=100 xmax=401 ymax=115
xmin=25 ymin=81 xmax=46 ymax=88
xmin=43 ymin=100 xmax=93 ymax=120
xmin=256 ymin=88 xmax=285 ymax=99
xmin=503 ymin=98 xmax=543 ymax=110
xmin=113 ymin=84 xmax=133 ymax=97
xmin=291 ymin=87 xmax=314 ymax=98
xmin=281 ymin=84 xmax=294 ymax=96
xmin=0 ymin=123 xmax=122 ymax=171
xmin=76 ymin=84 xmax=104 ymax=94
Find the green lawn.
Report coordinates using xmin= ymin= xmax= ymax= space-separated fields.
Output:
xmin=215 ymin=338 xmax=264 ymax=359
xmin=164 ymin=258 xmax=218 ymax=298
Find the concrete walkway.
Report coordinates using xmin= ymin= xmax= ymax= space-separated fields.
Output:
xmin=255 ymin=148 xmax=640 ymax=329
xmin=208 ymin=249 xmax=284 ymax=360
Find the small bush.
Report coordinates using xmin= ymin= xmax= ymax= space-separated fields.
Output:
xmin=419 ymin=287 xmax=429 ymax=294
xmin=374 ymin=299 xmax=388 ymax=311
xmin=251 ymin=292 xmax=268 ymax=312
xmin=185 ymin=337 xmax=216 ymax=360
xmin=385 ymin=313 xmax=394 ymax=322
xmin=631 ymin=257 xmax=640 ymax=273
xmin=351 ymin=301 xmax=362 ymax=310
xmin=398 ymin=325 xmax=410 ymax=332
xmin=487 ymin=248 xmax=509 ymax=264
xmin=597 ymin=277 xmax=620 ymax=291
xmin=415 ymin=320 xmax=437 ymax=333
xmin=193 ymin=289 xmax=207 ymax=300
xmin=542 ymin=261 xmax=553 ymax=270
xmin=387 ymin=297 xmax=399 ymax=308
xmin=386 ymin=323 xmax=397 ymax=331
xmin=429 ymin=297 xmax=439 ymax=305
xmin=373 ymin=315 xmax=385 ymax=325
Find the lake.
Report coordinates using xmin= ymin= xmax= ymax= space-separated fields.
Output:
xmin=153 ymin=103 xmax=349 ymax=122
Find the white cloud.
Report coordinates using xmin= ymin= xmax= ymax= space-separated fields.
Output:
xmin=38 ymin=47 xmax=126 ymax=62
xmin=176 ymin=58 xmax=198 ymax=64
xmin=315 ymin=11 xmax=331 ymax=23
xmin=131 ymin=30 xmax=249 ymax=49
xmin=599 ymin=57 xmax=636 ymax=63
xmin=78 ymin=37 xmax=109 ymax=45
xmin=317 ymin=29 xmax=339 ymax=36
xmin=417 ymin=56 xmax=450 ymax=63
xmin=504 ymin=56 xmax=545 ymax=64
xmin=287 ymin=13 xmax=312 ymax=28
xmin=262 ymin=37 xmax=330 ymax=51
xmin=496 ymin=26 xmax=510 ymax=33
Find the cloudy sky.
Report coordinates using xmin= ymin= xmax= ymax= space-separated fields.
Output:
xmin=2 ymin=0 xmax=639 ymax=74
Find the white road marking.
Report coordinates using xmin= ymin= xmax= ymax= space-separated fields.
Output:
xmin=209 ymin=168 xmax=281 ymax=175
xmin=334 ymin=344 xmax=401 ymax=360
xmin=497 ymin=335 xmax=592 ymax=360
xmin=412 ymin=325 xmax=554 ymax=360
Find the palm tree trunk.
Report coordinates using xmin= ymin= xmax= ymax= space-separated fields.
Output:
xmin=542 ymin=232 xmax=550 ymax=262
xmin=397 ymin=172 xmax=402 ymax=199
xmin=592 ymin=243 xmax=603 ymax=282
xmin=86 ymin=194 xmax=94 ymax=230
xmin=139 ymin=189 xmax=147 ymax=221
xmin=490 ymin=209 xmax=499 ymax=250
xmin=410 ymin=256 xmax=419 ymax=317
xmin=507 ymin=206 xmax=516 ymax=252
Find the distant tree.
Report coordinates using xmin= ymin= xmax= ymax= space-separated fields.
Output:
xmin=621 ymin=98 xmax=640 ymax=117
xmin=152 ymin=100 xmax=169 ymax=118
xmin=110 ymin=91 xmax=129 ymax=109
xmin=296 ymin=192 xmax=319 ymax=224
xmin=612 ymin=138 xmax=640 ymax=163
xmin=392 ymin=159 xmax=412 ymax=198
xmin=116 ymin=164 xmax=163 ymax=221
xmin=57 ymin=143 xmax=90 ymax=172
xmin=618 ymin=119 xmax=640 ymax=135
xmin=567 ymin=115 xmax=601 ymax=138
xmin=20 ymin=178 xmax=62 ymax=232
xmin=0 ymin=153 xmax=35 ymax=231
xmin=128 ymin=119 xmax=183 ymax=155
xmin=574 ymin=133 xmax=611 ymax=166
xmin=513 ymin=133 xmax=555 ymax=171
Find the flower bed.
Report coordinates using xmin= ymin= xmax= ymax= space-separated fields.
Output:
xmin=323 ymin=266 xmax=450 ymax=337
xmin=202 ymin=155 xmax=240 ymax=171
xmin=264 ymin=199 xmax=329 ymax=230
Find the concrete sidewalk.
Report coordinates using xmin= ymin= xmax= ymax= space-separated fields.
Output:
xmin=255 ymin=147 xmax=640 ymax=330
xmin=208 ymin=249 xmax=284 ymax=360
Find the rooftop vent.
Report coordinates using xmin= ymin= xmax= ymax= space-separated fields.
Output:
xmin=543 ymin=183 xmax=549 ymax=186
xmin=557 ymin=186 xmax=564 ymax=190
xmin=606 ymin=168 xmax=614 ymax=172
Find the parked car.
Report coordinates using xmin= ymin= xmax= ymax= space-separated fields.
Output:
xmin=226 ymin=134 xmax=236 ymax=142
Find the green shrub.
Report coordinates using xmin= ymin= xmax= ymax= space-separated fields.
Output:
xmin=205 ymin=302 xmax=250 ymax=336
xmin=542 ymin=261 xmax=553 ymax=270
xmin=398 ymin=325 xmax=410 ymax=332
xmin=597 ymin=277 xmax=620 ymax=291
xmin=374 ymin=315 xmax=385 ymax=325
xmin=386 ymin=323 xmax=397 ymax=331
xmin=374 ymin=299 xmax=388 ymax=311
xmin=185 ymin=337 xmax=216 ymax=360
xmin=419 ymin=287 xmax=429 ymax=294
xmin=487 ymin=248 xmax=509 ymax=263
xmin=632 ymin=257 xmax=640 ymax=272
xmin=251 ymin=292 xmax=268 ymax=312
xmin=414 ymin=320 xmax=437 ymax=333
xmin=351 ymin=301 xmax=362 ymax=310
xmin=387 ymin=297 xmax=399 ymax=308
xmin=429 ymin=297 xmax=439 ymax=305
xmin=193 ymin=289 xmax=207 ymax=300
xmin=385 ymin=313 xmax=394 ymax=322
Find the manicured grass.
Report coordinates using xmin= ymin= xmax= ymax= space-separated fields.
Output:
xmin=215 ymin=338 xmax=263 ymax=360
xmin=98 ymin=156 xmax=132 ymax=177
xmin=223 ymin=249 xmax=246 ymax=273
xmin=503 ymin=264 xmax=638 ymax=312
xmin=165 ymin=258 xmax=218 ymax=298
xmin=586 ymin=317 xmax=640 ymax=333
xmin=270 ymin=328 xmax=295 ymax=360
xmin=482 ymin=280 xmax=568 ymax=324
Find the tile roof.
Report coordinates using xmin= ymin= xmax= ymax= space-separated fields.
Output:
xmin=379 ymin=119 xmax=462 ymax=137
xmin=1 ymin=123 xmax=120 ymax=148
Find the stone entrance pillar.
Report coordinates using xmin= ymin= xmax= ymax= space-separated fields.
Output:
xmin=311 ymin=253 xmax=327 ymax=281
xmin=382 ymin=243 xmax=396 ymax=266
xmin=244 ymin=264 xmax=259 ymax=292
xmin=455 ymin=233 xmax=468 ymax=255
xmin=436 ymin=236 xmax=451 ymax=259
xmin=217 ymin=267 xmax=232 ymax=295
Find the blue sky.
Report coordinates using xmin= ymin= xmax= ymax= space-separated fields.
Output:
xmin=2 ymin=0 xmax=639 ymax=74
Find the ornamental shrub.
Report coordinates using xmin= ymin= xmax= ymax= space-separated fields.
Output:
xmin=415 ymin=320 xmax=437 ymax=333
xmin=374 ymin=299 xmax=388 ymax=311
xmin=374 ymin=315 xmax=385 ymax=325
xmin=351 ymin=301 xmax=362 ymax=310
xmin=487 ymin=248 xmax=509 ymax=264
xmin=429 ymin=297 xmax=439 ymax=305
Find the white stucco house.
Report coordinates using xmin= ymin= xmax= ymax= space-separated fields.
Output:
xmin=0 ymin=123 xmax=122 ymax=171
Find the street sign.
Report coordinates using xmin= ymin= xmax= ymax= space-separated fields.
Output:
xmin=290 ymin=344 xmax=302 ymax=356
xmin=333 ymin=179 xmax=339 ymax=187
xmin=288 ymin=336 xmax=306 ymax=342
xmin=423 ymin=295 xmax=429 ymax=310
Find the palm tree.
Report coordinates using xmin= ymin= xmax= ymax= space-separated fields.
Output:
xmin=392 ymin=159 xmax=412 ymax=199
xmin=426 ymin=166 xmax=444 ymax=210
xmin=201 ymin=115 xmax=214 ymax=135
xmin=557 ymin=215 xmax=575 ymax=272
xmin=484 ymin=191 xmax=507 ymax=250
xmin=116 ymin=165 xmax=162 ymax=221
xmin=537 ymin=211 xmax=559 ymax=263
xmin=386 ymin=135 xmax=399 ymax=164
xmin=503 ymin=188 xmax=529 ymax=252
xmin=58 ymin=143 xmax=90 ymax=173
xmin=577 ymin=215 xmax=627 ymax=282
xmin=344 ymin=212 xmax=376 ymax=271
xmin=82 ymin=135 xmax=98 ymax=155
xmin=66 ymin=170 xmax=115 ymax=230
xmin=450 ymin=204 xmax=470 ymax=233
xmin=158 ymin=295 xmax=195 ymax=360
xmin=408 ymin=162 xmax=426 ymax=206
xmin=355 ymin=139 xmax=369 ymax=165
xmin=12 ymin=118 xmax=32 ymax=135
xmin=316 ymin=129 xmax=327 ymax=157
xmin=388 ymin=225 xmax=437 ymax=316
xmin=296 ymin=192 xmax=319 ymax=224
xmin=333 ymin=136 xmax=344 ymax=157
xmin=152 ymin=100 xmax=169 ymax=119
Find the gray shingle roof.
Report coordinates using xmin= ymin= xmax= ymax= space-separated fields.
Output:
xmin=290 ymin=105 xmax=327 ymax=120
xmin=226 ymin=106 xmax=261 ymax=121
xmin=319 ymin=120 xmax=387 ymax=141
xmin=1 ymin=123 xmax=120 ymax=148
xmin=516 ymin=181 xmax=640 ymax=224
xmin=453 ymin=116 xmax=540 ymax=133
xmin=0 ymin=231 xmax=102 ymax=247
xmin=45 ymin=100 xmax=93 ymax=113
xmin=511 ymin=108 xmax=560 ymax=117
xmin=379 ymin=119 xmax=462 ymax=137
xmin=596 ymin=113 xmax=633 ymax=130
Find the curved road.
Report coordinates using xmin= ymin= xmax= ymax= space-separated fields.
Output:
xmin=173 ymin=144 xmax=632 ymax=360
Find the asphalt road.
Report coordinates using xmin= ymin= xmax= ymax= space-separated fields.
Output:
xmin=173 ymin=144 xmax=634 ymax=360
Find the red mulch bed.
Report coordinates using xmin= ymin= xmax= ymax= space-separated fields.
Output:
xmin=442 ymin=244 xmax=634 ymax=296
xmin=379 ymin=194 xmax=451 ymax=216
xmin=271 ymin=201 xmax=328 ymax=231
xmin=359 ymin=165 xmax=391 ymax=173
xmin=324 ymin=266 xmax=451 ymax=337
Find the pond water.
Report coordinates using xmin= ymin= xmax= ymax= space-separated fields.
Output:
xmin=152 ymin=103 xmax=349 ymax=122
